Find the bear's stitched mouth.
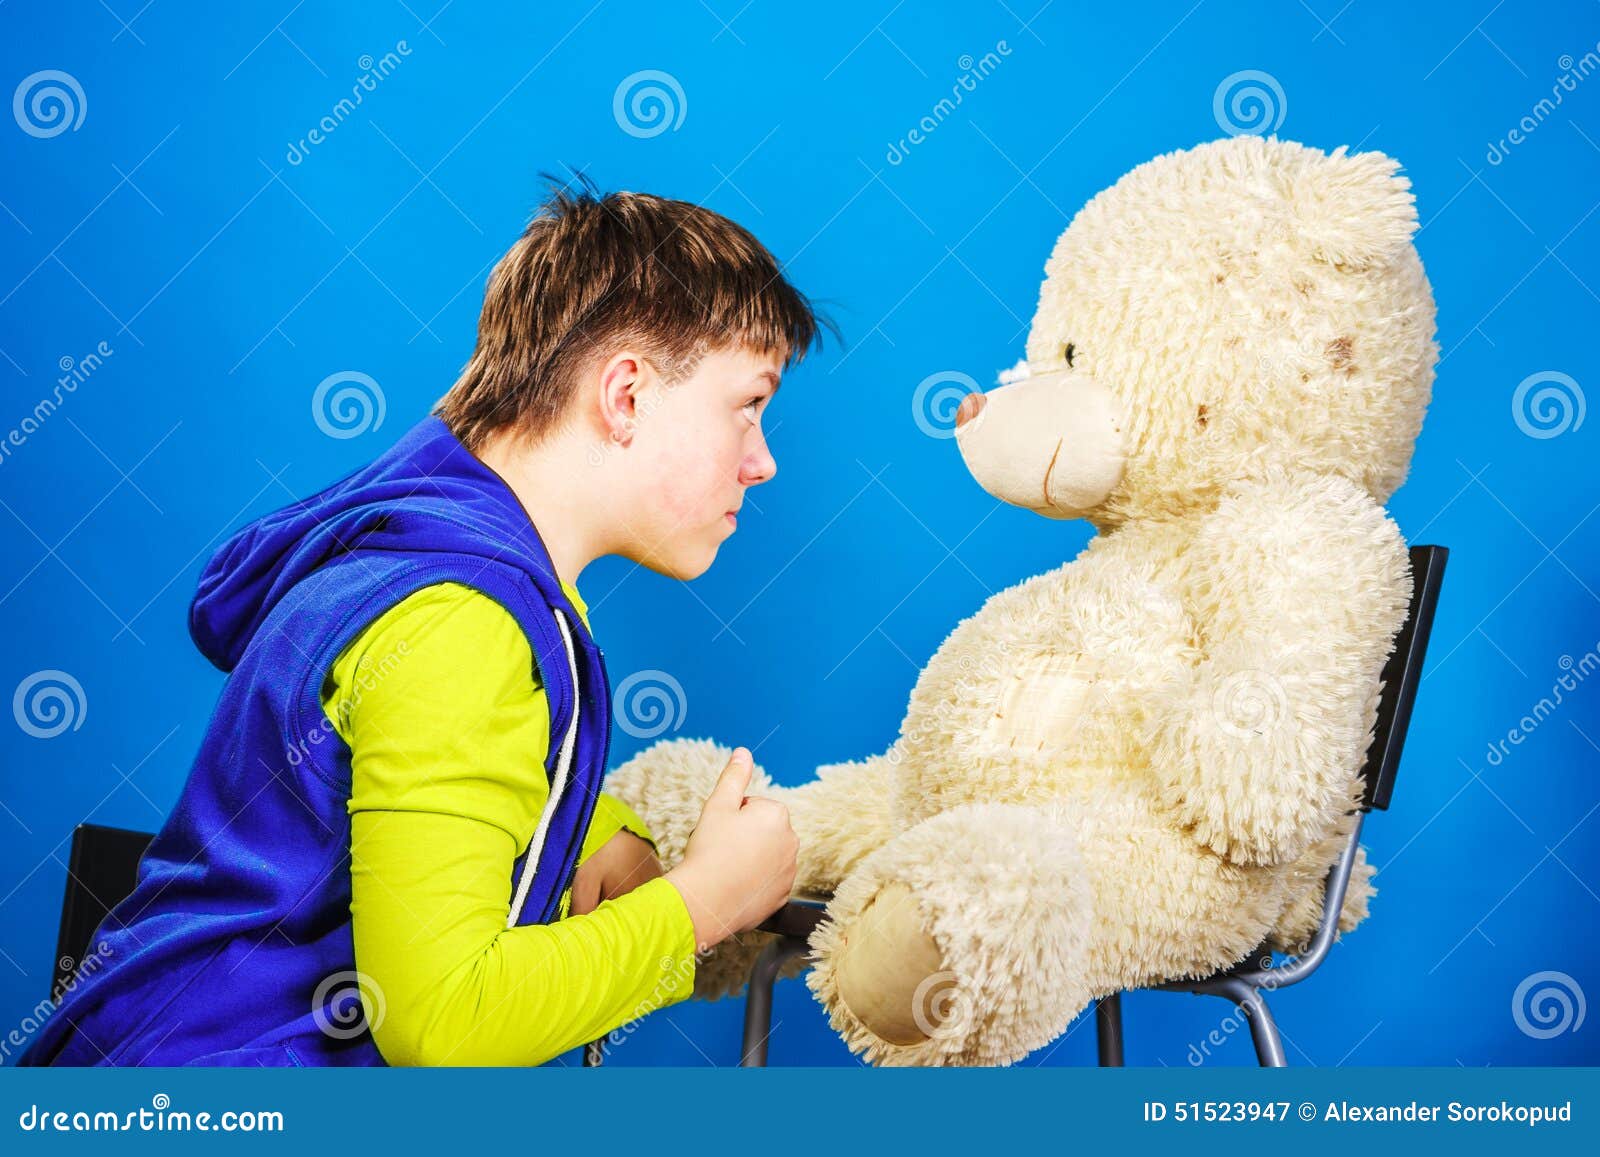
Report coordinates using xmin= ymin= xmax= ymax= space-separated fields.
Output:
xmin=1041 ymin=437 xmax=1064 ymax=509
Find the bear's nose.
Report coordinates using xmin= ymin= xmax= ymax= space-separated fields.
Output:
xmin=955 ymin=391 xmax=986 ymax=428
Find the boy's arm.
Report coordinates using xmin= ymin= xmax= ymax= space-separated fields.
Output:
xmin=350 ymin=810 xmax=694 ymax=1065
xmin=328 ymin=582 xmax=698 ymax=1066
xmin=573 ymin=792 xmax=660 ymax=879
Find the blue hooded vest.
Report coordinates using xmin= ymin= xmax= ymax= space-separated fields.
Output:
xmin=19 ymin=415 xmax=612 ymax=1066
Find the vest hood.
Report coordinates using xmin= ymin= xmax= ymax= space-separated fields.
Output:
xmin=189 ymin=416 xmax=559 ymax=673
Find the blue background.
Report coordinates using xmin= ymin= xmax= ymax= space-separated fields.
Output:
xmin=1 ymin=0 xmax=1596 ymax=1068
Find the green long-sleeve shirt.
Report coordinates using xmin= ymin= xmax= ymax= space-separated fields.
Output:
xmin=321 ymin=579 xmax=697 ymax=1066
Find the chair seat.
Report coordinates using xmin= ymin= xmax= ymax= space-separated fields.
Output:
xmin=756 ymin=894 xmax=830 ymax=939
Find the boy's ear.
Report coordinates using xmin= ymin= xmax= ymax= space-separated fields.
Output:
xmin=596 ymin=352 xmax=646 ymax=444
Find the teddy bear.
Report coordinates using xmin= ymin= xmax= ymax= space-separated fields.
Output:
xmin=606 ymin=135 xmax=1437 ymax=1066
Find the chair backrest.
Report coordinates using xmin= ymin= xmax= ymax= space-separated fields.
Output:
xmin=51 ymin=823 xmax=154 ymax=1002
xmin=1213 ymin=543 xmax=1450 ymax=983
xmin=1359 ymin=545 xmax=1449 ymax=812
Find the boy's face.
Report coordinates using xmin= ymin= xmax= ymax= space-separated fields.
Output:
xmin=619 ymin=345 xmax=781 ymax=580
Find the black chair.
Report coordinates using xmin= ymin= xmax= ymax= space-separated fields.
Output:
xmin=51 ymin=823 xmax=154 ymax=1004
xmin=740 ymin=544 xmax=1449 ymax=1067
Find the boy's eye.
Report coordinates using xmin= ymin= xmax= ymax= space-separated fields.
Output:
xmin=742 ymin=397 xmax=763 ymax=417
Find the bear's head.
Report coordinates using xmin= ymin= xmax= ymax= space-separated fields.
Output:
xmin=955 ymin=136 xmax=1438 ymax=528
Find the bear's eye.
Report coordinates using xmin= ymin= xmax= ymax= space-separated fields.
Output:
xmin=1063 ymin=342 xmax=1076 ymax=368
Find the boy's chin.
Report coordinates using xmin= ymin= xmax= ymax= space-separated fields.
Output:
xmin=633 ymin=540 xmax=721 ymax=582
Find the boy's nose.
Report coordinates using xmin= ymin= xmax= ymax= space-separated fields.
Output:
xmin=742 ymin=445 xmax=777 ymax=485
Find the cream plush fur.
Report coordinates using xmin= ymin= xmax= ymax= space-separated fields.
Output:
xmin=606 ymin=136 xmax=1437 ymax=1066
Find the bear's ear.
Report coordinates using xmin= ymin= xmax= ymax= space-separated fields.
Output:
xmin=1290 ymin=146 xmax=1418 ymax=270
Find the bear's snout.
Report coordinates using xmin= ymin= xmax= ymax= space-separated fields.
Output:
xmin=954 ymin=369 xmax=1127 ymax=520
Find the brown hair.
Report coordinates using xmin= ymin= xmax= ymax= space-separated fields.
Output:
xmin=434 ymin=176 xmax=829 ymax=451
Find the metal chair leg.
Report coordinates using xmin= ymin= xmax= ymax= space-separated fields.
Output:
xmin=1095 ymin=993 xmax=1125 ymax=1066
xmin=740 ymin=936 xmax=808 ymax=1067
xmin=1210 ymin=976 xmax=1287 ymax=1067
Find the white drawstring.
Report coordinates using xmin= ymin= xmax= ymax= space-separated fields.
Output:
xmin=506 ymin=611 xmax=581 ymax=928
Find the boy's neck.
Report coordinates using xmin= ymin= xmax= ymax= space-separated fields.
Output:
xmin=471 ymin=424 xmax=611 ymax=590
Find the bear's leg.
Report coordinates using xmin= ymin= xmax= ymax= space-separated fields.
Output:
xmin=806 ymin=802 xmax=1093 ymax=1066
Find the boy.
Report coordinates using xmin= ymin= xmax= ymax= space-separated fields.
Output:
xmin=21 ymin=181 xmax=814 ymax=1066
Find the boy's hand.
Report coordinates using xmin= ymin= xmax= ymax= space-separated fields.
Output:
xmin=665 ymin=747 xmax=798 ymax=951
xmin=569 ymin=829 xmax=665 ymax=917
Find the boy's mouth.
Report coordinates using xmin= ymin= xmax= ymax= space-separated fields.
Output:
xmin=723 ymin=510 xmax=738 ymax=530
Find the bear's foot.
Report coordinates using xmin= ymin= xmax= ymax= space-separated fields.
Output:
xmin=808 ymin=802 xmax=1095 ymax=1066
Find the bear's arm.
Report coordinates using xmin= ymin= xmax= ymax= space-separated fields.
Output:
xmin=1144 ymin=469 xmax=1412 ymax=868
xmin=782 ymin=752 xmax=904 ymax=895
